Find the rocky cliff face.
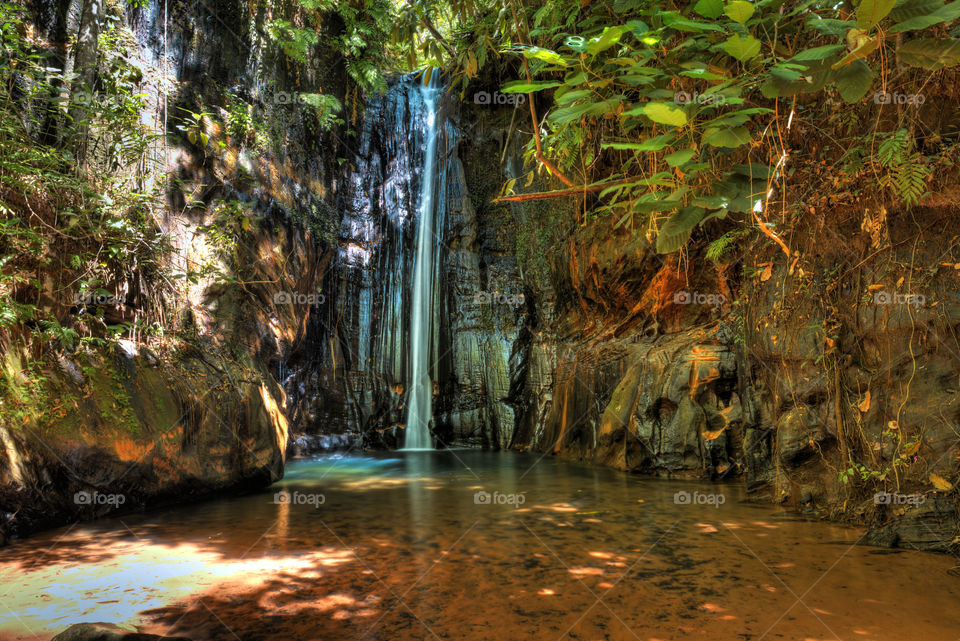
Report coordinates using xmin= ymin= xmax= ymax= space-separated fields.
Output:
xmin=454 ymin=88 xmax=960 ymax=552
xmin=0 ymin=0 xmax=346 ymax=541
xmin=285 ymin=77 xmax=523 ymax=449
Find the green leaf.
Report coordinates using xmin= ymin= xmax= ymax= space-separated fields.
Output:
xmin=703 ymin=125 xmax=752 ymax=147
xmin=662 ymin=12 xmax=725 ymax=31
xmin=549 ymin=101 xmax=614 ymax=123
xmin=556 ymin=89 xmax=594 ymax=105
xmin=614 ymin=0 xmax=643 ymax=12
xmin=501 ymin=80 xmax=563 ymax=93
xmin=806 ymin=17 xmax=856 ymax=37
xmin=656 ymin=206 xmax=705 ymax=253
xmin=602 ymin=133 xmax=676 ymax=151
xmin=678 ymin=67 xmax=729 ymax=81
xmin=890 ymin=0 xmax=960 ymax=31
xmin=722 ymin=34 xmax=762 ymax=61
xmin=695 ymin=0 xmax=725 ymax=18
xmin=666 ymin=148 xmax=697 ymax=166
xmin=637 ymin=102 xmax=688 ymax=126
xmin=857 ymin=0 xmax=898 ymax=28
xmin=897 ymin=38 xmax=960 ymax=68
xmin=732 ymin=163 xmax=773 ymax=180
xmin=791 ymin=44 xmax=846 ymax=61
xmin=521 ymin=47 xmax=569 ymax=66
xmin=692 ymin=195 xmax=731 ymax=208
xmin=586 ymin=26 xmax=628 ymax=55
xmin=724 ymin=1 xmax=756 ymax=24
xmin=832 ymin=59 xmax=874 ymax=102
xmin=890 ymin=0 xmax=943 ymax=22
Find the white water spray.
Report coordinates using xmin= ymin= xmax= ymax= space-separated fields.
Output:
xmin=403 ymin=72 xmax=440 ymax=450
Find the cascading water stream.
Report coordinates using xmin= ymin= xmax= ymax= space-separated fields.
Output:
xmin=403 ymin=72 xmax=441 ymax=450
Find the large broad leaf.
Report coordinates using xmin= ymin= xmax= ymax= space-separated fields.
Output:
xmin=725 ymin=1 xmax=756 ymax=24
xmin=891 ymin=1 xmax=960 ymax=31
xmin=586 ymin=26 xmax=628 ymax=55
xmin=761 ymin=62 xmax=835 ymax=97
xmin=692 ymin=195 xmax=731 ymax=209
xmin=857 ymin=0 xmax=899 ymax=28
xmin=665 ymin=148 xmax=697 ymax=166
xmin=732 ymin=163 xmax=774 ymax=180
xmin=639 ymin=102 xmax=688 ymax=126
xmin=501 ymin=80 xmax=563 ymax=93
xmin=694 ymin=0 xmax=725 ymax=18
xmin=678 ymin=67 xmax=729 ymax=80
xmin=521 ymin=47 xmax=569 ymax=66
xmin=890 ymin=0 xmax=943 ymax=22
xmin=897 ymin=38 xmax=960 ymax=68
xmin=602 ymin=134 xmax=677 ymax=151
xmin=833 ymin=59 xmax=875 ymax=102
xmin=633 ymin=197 xmax=685 ymax=214
xmin=549 ymin=101 xmax=613 ymax=124
xmin=722 ymin=34 xmax=762 ymax=61
xmin=662 ymin=12 xmax=725 ymax=31
xmin=806 ymin=17 xmax=857 ymax=37
xmin=702 ymin=125 xmax=752 ymax=148
xmin=556 ymin=88 xmax=594 ymax=105
xmin=792 ymin=44 xmax=846 ymax=61
xmin=614 ymin=0 xmax=644 ymax=12
xmin=656 ymin=206 xmax=705 ymax=253
xmin=715 ymin=175 xmax=767 ymax=213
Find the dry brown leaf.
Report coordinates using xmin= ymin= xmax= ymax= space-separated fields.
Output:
xmin=703 ymin=427 xmax=726 ymax=441
xmin=857 ymin=390 xmax=871 ymax=413
xmin=930 ymin=473 xmax=953 ymax=491
xmin=760 ymin=264 xmax=773 ymax=281
xmin=868 ymin=284 xmax=883 ymax=291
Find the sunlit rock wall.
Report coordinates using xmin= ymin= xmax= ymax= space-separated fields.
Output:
xmin=1 ymin=0 xmax=347 ymax=540
xmin=457 ymin=79 xmax=960 ymax=551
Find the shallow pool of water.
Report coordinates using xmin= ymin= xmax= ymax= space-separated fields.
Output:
xmin=1 ymin=450 xmax=958 ymax=640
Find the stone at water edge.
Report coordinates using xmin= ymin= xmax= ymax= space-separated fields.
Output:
xmin=51 ymin=623 xmax=193 ymax=641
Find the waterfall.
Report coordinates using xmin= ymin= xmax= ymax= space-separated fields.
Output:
xmin=313 ymin=70 xmax=450 ymax=447
xmin=403 ymin=71 xmax=441 ymax=450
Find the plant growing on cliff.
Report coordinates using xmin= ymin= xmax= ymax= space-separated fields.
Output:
xmin=876 ymin=129 xmax=931 ymax=208
xmin=407 ymin=0 xmax=960 ymax=256
xmin=0 ymin=1 xmax=169 ymax=350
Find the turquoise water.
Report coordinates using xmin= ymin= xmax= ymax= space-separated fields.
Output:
xmin=1 ymin=450 xmax=959 ymax=640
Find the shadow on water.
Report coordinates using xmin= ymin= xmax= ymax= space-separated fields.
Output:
xmin=1 ymin=451 xmax=959 ymax=640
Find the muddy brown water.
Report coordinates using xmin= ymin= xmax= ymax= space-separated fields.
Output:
xmin=1 ymin=451 xmax=958 ymax=640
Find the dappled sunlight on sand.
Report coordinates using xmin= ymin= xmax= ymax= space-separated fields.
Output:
xmin=0 ymin=538 xmax=355 ymax=637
